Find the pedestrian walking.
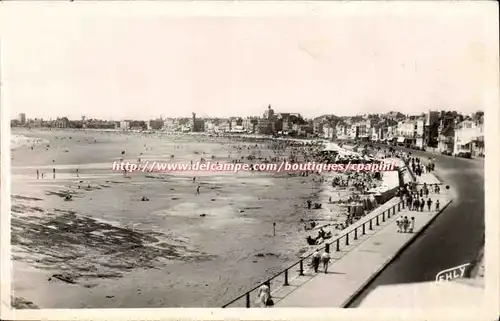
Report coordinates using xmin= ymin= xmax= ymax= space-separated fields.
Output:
xmin=53 ymin=168 xmax=56 ymax=179
xmin=435 ymin=200 xmax=440 ymax=211
xmin=427 ymin=198 xmax=432 ymax=211
xmin=36 ymin=169 xmax=39 ymax=179
xmin=307 ymin=200 xmax=312 ymax=210
xmin=413 ymin=199 xmax=419 ymax=211
xmin=402 ymin=217 xmax=408 ymax=233
xmin=409 ymin=217 xmax=415 ymax=233
xmin=420 ymin=199 xmax=425 ymax=212
xmin=76 ymin=168 xmax=79 ymax=178
xmin=256 ymin=282 xmax=272 ymax=307
xmin=311 ymin=249 xmax=321 ymax=273
xmin=196 ymin=185 xmax=200 ymax=195
xmin=321 ymin=251 xmax=331 ymax=273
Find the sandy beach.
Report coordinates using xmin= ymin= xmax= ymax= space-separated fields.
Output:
xmin=11 ymin=128 xmax=387 ymax=308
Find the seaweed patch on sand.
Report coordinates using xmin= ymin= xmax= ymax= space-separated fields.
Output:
xmin=11 ymin=210 xmax=214 ymax=286
xmin=11 ymin=297 xmax=39 ymax=309
xmin=12 ymin=195 xmax=43 ymax=201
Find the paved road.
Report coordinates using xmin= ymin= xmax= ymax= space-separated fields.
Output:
xmin=349 ymin=147 xmax=485 ymax=307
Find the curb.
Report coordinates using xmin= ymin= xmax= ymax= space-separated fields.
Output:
xmin=341 ymin=198 xmax=453 ymax=308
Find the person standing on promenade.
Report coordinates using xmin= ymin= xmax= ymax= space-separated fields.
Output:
xmin=53 ymin=168 xmax=56 ymax=179
xmin=196 ymin=185 xmax=200 ymax=195
xmin=76 ymin=168 xmax=79 ymax=178
xmin=409 ymin=217 xmax=415 ymax=233
xmin=321 ymin=251 xmax=331 ymax=273
xmin=312 ymin=249 xmax=321 ymax=273
xmin=407 ymin=194 xmax=413 ymax=209
xmin=435 ymin=199 xmax=440 ymax=211
xmin=412 ymin=198 xmax=419 ymax=211
xmin=427 ymin=198 xmax=432 ymax=211
xmin=36 ymin=169 xmax=39 ymax=180
xmin=402 ymin=217 xmax=409 ymax=233
xmin=420 ymin=198 xmax=425 ymax=212
xmin=396 ymin=216 xmax=403 ymax=232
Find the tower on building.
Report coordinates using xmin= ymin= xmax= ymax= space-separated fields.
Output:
xmin=18 ymin=113 xmax=26 ymax=125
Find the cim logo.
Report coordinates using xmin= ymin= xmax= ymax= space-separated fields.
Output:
xmin=436 ymin=263 xmax=470 ymax=282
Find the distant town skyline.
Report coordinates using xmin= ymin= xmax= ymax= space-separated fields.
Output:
xmin=3 ymin=2 xmax=498 ymax=120
xmin=11 ymin=109 xmax=481 ymax=122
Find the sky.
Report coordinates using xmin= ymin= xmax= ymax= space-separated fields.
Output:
xmin=1 ymin=2 xmax=498 ymax=121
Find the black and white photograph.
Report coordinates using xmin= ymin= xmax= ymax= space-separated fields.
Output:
xmin=1 ymin=1 xmax=498 ymax=320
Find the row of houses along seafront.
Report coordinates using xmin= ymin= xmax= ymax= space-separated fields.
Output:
xmin=321 ymin=110 xmax=483 ymax=158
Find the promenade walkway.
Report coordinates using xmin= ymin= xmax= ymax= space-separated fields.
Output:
xmin=273 ymin=171 xmax=451 ymax=307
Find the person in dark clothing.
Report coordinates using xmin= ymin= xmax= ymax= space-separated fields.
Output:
xmin=427 ymin=198 xmax=432 ymax=211
xmin=311 ymin=250 xmax=321 ymax=273
xmin=413 ymin=199 xmax=419 ymax=211
xmin=307 ymin=200 xmax=312 ymax=209
xmin=420 ymin=199 xmax=425 ymax=212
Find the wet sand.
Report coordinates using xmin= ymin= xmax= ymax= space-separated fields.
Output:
xmin=11 ymin=129 xmax=362 ymax=308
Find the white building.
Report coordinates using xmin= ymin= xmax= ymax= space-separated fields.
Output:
xmin=323 ymin=124 xmax=335 ymax=140
xmin=120 ymin=121 xmax=130 ymax=130
xmin=163 ymin=118 xmax=175 ymax=131
xmin=335 ymin=123 xmax=350 ymax=140
xmin=396 ymin=119 xmax=425 ymax=148
xmin=453 ymin=120 xmax=484 ymax=156
xmin=230 ymin=118 xmax=238 ymax=131
xmin=219 ymin=120 xmax=231 ymax=133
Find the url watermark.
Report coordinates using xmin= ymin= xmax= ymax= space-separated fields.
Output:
xmin=112 ymin=160 xmax=396 ymax=173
